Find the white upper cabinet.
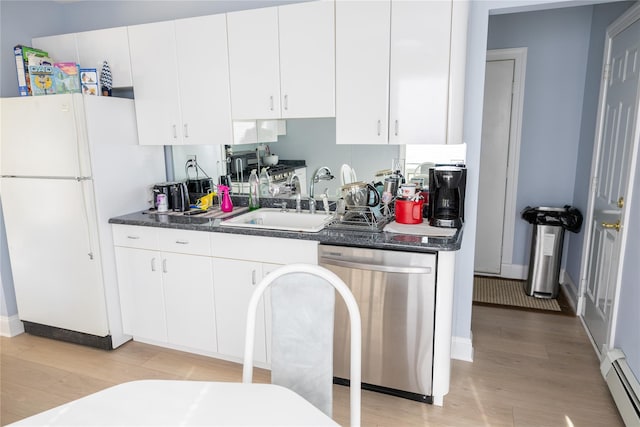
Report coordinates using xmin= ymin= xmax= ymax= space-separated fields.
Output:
xmin=388 ymin=1 xmax=451 ymax=145
xmin=227 ymin=1 xmax=335 ymax=120
xmin=33 ymin=28 xmax=133 ymax=88
xmin=76 ymin=27 xmax=133 ymax=88
xmin=336 ymin=0 xmax=455 ymax=145
xmin=175 ymin=14 xmax=233 ymax=145
xmin=278 ymin=0 xmax=335 ymax=118
xmin=335 ymin=0 xmax=391 ymax=145
xmin=128 ymin=15 xmax=233 ymax=145
xmin=227 ymin=7 xmax=281 ymax=120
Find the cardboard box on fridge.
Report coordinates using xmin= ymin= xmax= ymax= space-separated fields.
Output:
xmin=14 ymin=45 xmax=52 ymax=96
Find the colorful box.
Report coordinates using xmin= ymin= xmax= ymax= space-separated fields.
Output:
xmin=79 ymin=68 xmax=99 ymax=96
xmin=54 ymin=62 xmax=81 ymax=94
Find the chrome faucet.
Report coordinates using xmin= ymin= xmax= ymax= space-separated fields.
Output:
xmin=309 ymin=166 xmax=334 ymax=199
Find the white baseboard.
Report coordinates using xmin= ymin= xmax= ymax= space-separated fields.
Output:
xmin=451 ymin=334 xmax=474 ymax=362
xmin=475 ymin=264 xmax=527 ymax=280
xmin=500 ymin=263 xmax=527 ymax=280
xmin=0 ymin=314 xmax=24 ymax=337
xmin=560 ymin=270 xmax=579 ymax=313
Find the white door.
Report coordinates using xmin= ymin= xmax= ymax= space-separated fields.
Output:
xmin=474 ymin=60 xmax=515 ymax=274
xmin=582 ymin=12 xmax=640 ymax=355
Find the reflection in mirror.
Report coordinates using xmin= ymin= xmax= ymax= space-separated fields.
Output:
xmin=171 ymin=144 xmax=225 ymax=183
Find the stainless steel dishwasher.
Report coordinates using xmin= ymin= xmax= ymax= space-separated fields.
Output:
xmin=319 ymin=244 xmax=437 ymax=403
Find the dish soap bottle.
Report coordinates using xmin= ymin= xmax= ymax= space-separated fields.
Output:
xmin=259 ymin=168 xmax=271 ymax=197
xmin=218 ymin=185 xmax=233 ymax=213
xmin=248 ymin=169 xmax=260 ymax=210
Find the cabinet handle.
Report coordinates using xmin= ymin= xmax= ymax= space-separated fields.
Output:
xmin=252 ymin=270 xmax=257 ymax=285
xmin=284 ymin=94 xmax=288 ymax=111
xmin=377 ymin=120 xmax=381 ymax=136
xmin=151 ymin=257 xmax=156 ymax=272
xmin=183 ymin=124 xmax=189 ymax=138
xmin=172 ymin=125 xmax=177 ymax=139
xmin=394 ymin=120 xmax=399 ymax=136
xmin=175 ymin=240 xmax=189 ymax=245
xmin=126 ymin=235 xmax=140 ymax=240
xmin=269 ymin=96 xmax=274 ymax=111
xmin=162 ymin=259 xmax=168 ymax=273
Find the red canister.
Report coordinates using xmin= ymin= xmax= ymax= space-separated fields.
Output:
xmin=395 ymin=199 xmax=424 ymax=224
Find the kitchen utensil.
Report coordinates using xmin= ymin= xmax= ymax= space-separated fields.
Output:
xmin=156 ymin=194 xmax=168 ymax=212
xmin=341 ymin=181 xmax=380 ymax=207
xmin=262 ymin=154 xmax=279 ymax=166
xmin=153 ymin=181 xmax=189 ymax=212
xmin=395 ymin=198 xmax=424 ymax=224
xmin=400 ymin=184 xmax=417 ymax=199
xmin=383 ymin=176 xmax=401 ymax=198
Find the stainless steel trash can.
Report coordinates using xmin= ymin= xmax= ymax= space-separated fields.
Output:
xmin=525 ymin=222 xmax=564 ymax=298
xmin=521 ymin=206 xmax=583 ymax=299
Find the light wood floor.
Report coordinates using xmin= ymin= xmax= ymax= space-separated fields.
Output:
xmin=1 ymin=305 xmax=623 ymax=426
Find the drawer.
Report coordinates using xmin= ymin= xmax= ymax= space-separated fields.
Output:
xmin=112 ymin=224 xmax=158 ymax=249
xmin=157 ymin=228 xmax=211 ymax=256
xmin=211 ymin=233 xmax=317 ymax=264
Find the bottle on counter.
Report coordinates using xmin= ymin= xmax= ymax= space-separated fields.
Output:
xmin=218 ymin=185 xmax=233 ymax=213
xmin=248 ymin=169 xmax=260 ymax=210
xmin=259 ymin=168 xmax=271 ymax=197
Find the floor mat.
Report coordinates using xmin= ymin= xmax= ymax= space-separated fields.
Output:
xmin=473 ymin=276 xmax=561 ymax=312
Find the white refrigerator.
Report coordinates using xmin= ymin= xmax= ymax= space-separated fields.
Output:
xmin=0 ymin=94 xmax=165 ymax=348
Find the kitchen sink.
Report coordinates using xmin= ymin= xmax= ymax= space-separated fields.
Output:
xmin=220 ymin=208 xmax=334 ymax=232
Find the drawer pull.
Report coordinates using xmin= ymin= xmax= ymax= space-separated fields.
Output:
xmin=175 ymin=240 xmax=189 ymax=245
xmin=127 ymin=235 xmax=140 ymax=240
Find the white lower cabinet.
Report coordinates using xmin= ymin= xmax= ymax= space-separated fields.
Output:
xmin=113 ymin=224 xmax=318 ymax=364
xmin=212 ymin=258 xmax=271 ymax=364
xmin=113 ymin=225 xmax=216 ymax=352
xmin=114 ymin=246 xmax=167 ymax=343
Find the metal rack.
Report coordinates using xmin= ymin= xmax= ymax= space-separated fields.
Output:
xmin=327 ymin=203 xmax=394 ymax=232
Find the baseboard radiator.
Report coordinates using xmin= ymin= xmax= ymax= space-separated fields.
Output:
xmin=601 ymin=349 xmax=640 ymax=426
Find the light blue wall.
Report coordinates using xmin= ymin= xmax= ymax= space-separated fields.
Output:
xmin=487 ymin=6 xmax=593 ymax=268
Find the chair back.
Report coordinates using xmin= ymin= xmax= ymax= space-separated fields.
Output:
xmin=243 ymin=263 xmax=361 ymax=427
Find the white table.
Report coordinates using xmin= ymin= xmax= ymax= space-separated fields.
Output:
xmin=8 ymin=380 xmax=339 ymax=426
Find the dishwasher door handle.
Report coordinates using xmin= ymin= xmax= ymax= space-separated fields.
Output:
xmin=320 ymin=257 xmax=432 ymax=274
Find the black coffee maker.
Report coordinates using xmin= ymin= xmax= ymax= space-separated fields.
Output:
xmin=428 ymin=166 xmax=466 ymax=228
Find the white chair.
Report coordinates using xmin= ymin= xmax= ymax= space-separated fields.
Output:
xmin=243 ymin=263 xmax=362 ymax=427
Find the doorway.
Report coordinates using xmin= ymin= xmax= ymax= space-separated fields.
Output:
xmin=474 ymin=48 xmax=527 ymax=278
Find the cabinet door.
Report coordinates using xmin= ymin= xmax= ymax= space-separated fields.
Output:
xmin=388 ymin=1 xmax=452 ymax=145
xmin=212 ymin=258 xmax=267 ymax=364
xmin=278 ymin=1 xmax=335 ymax=118
xmin=114 ymin=247 xmax=167 ymax=342
xmin=76 ymin=27 xmax=133 ymax=88
xmin=227 ymin=7 xmax=281 ymax=120
xmin=128 ymin=21 xmax=182 ymax=145
xmin=32 ymin=34 xmax=78 ymax=64
xmin=163 ymin=253 xmax=217 ymax=352
xmin=175 ymin=15 xmax=233 ymax=145
xmin=335 ymin=0 xmax=391 ymax=144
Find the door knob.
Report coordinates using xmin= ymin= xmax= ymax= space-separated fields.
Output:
xmin=601 ymin=220 xmax=621 ymax=232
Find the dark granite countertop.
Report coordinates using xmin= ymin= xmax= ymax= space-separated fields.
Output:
xmin=109 ymin=197 xmax=462 ymax=253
